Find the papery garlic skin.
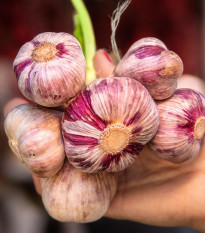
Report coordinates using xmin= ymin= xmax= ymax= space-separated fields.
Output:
xmin=62 ymin=77 xmax=159 ymax=173
xmin=4 ymin=104 xmax=65 ymax=177
xmin=41 ymin=161 xmax=117 ymax=223
xmin=13 ymin=32 xmax=86 ymax=107
xmin=114 ymin=37 xmax=183 ymax=100
xmin=148 ymin=89 xmax=205 ymax=163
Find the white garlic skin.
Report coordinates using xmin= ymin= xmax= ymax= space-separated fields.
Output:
xmin=148 ymin=88 xmax=205 ymax=163
xmin=13 ymin=32 xmax=86 ymax=107
xmin=114 ymin=37 xmax=183 ymax=100
xmin=62 ymin=77 xmax=159 ymax=173
xmin=4 ymin=104 xmax=65 ymax=177
xmin=41 ymin=161 xmax=117 ymax=223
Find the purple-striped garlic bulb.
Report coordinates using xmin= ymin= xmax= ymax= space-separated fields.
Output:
xmin=13 ymin=32 xmax=86 ymax=107
xmin=148 ymin=89 xmax=205 ymax=163
xmin=4 ymin=104 xmax=65 ymax=177
xmin=62 ymin=77 xmax=159 ymax=173
xmin=41 ymin=160 xmax=117 ymax=223
xmin=114 ymin=37 xmax=183 ymax=100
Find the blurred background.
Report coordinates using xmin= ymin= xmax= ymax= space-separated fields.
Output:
xmin=0 ymin=0 xmax=204 ymax=232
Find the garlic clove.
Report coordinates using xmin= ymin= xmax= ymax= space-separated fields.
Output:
xmin=4 ymin=104 xmax=65 ymax=177
xmin=41 ymin=160 xmax=117 ymax=223
xmin=114 ymin=37 xmax=183 ymax=100
xmin=62 ymin=77 xmax=159 ymax=173
xmin=148 ymin=88 xmax=205 ymax=163
xmin=13 ymin=32 xmax=86 ymax=107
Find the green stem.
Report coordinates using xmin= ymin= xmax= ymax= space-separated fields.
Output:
xmin=71 ymin=0 xmax=96 ymax=85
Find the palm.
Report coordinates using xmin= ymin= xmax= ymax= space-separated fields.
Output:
xmin=106 ymin=142 xmax=205 ymax=230
xmin=93 ymin=50 xmax=205 ymax=230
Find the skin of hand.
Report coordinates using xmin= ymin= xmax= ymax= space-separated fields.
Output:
xmin=4 ymin=50 xmax=205 ymax=232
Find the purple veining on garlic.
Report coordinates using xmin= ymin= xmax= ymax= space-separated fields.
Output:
xmin=99 ymin=142 xmax=144 ymax=171
xmin=124 ymin=142 xmax=144 ymax=154
xmin=14 ymin=59 xmax=33 ymax=80
xmin=177 ymin=90 xmax=204 ymax=142
xmin=13 ymin=32 xmax=86 ymax=107
xmin=63 ymin=133 xmax=99 ymax=147
xmin=124 ymin=110 xmax=141 ymax=126
xmin=56 ymin=43 xmax=69 ymax=58
xmin=72 ymin=157 xmax=95 ymax=169
xmin=99 ymin=153 xmax=121 ymax=170
xmin=130 ymin=45 xmax=166 ymax=59
xmin=64 ymin=90 xmax=108 ymax=131
xmin=148 ymin=88 xmax=205 ymax=163
xmin=114 ymin=37 xmax=183 ymax=100
xmin=62 ymin=77 xmax=159 ymax=173
xmin=139 ymin=69 xmax=161 ymax=84
xmin=25 ymin=64 xmax=35 ymax=99
xmin=32 ymin=40 xmax=40 ymax=47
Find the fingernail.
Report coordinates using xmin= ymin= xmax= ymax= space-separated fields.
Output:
xmin=103 ymin=50 xmax=114 ymax=64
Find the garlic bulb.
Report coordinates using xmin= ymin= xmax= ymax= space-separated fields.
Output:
xmin=148 ymin=88 xmax=205 ymax=163
xmin=114 ymin=37 xmax=183 ymax=100
xmin=13 ymin=32 xmax=86 ymax=107
xmin=41 ymin=160 xmax=117 ymax=223
xmin=62 ymin=77 xmax=159 ymax=173
xmin=4 ymin=104 xmax=65 ymax=177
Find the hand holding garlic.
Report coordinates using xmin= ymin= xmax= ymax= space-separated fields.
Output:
xmin=94 ymin=52 xmax=205 ymax=232
xmin=4 ymin=29 xmax=205 ymax=231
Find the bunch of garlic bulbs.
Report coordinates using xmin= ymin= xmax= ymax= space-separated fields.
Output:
xmin=4 ymin=32 xmax=205 ymax=223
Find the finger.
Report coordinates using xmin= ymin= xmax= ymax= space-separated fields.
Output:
xmin=32 ymin=175 xmax=42 ymax=195
xmin=177 ymin=74 xmax=205 ymax=95
xmin=94 ymin=49 xmax=115 ymax=78
xmin=3 ymin=97 xmax=29 ymax=117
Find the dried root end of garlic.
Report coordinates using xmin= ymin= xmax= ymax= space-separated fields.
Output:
xmin=99 ymin=124 xmax=130 ymax=154
xmin=31 ymin=42 xmax=58 ymax=62
xmin=41 ymin=161 xmax=117 ymax=223
xmin=13 ymin=32 xmax=86 ymax=107
xmin=114 ymin=37 xmax=183 ymax=100
xmin=4 ymin=104 xmax=65 ymax=177
xmin=148 ymin=88 xmax=205 ymax=163
xmin=62 ymin=77 xmax=159 ymax=173
xmin=194 ymin=117 xmax=205 ymax=140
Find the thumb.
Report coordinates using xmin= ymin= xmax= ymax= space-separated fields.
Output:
xmin=177 ymin=74 xmax=205 ymax=95
xmin=3 ymin=97 xmax=29 ymax=117
xmin=93 ymin=49 xmax=115 ymax=78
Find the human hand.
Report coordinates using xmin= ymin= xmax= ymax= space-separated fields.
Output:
xmin=94 ymin=50 xmax=205 ymax=232
xmin=95 ymin=52 xmax=205 ymax=232
xmin=106 ymin=140 xmax=205 ymax=231
xmin=4 ymin=50 xmax=205 ymax=232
